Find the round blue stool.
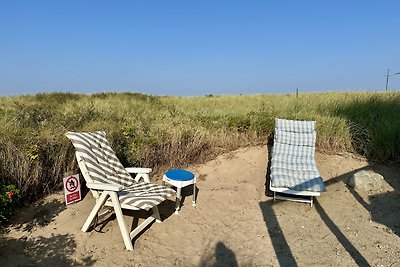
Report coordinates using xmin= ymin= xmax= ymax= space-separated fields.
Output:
xmin=163 ymin=169 xmax=197 ymax=214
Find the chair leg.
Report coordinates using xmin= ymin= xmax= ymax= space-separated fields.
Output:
xmin=109 ymin=191 xmax=134 ymax=251
xmin=192 ymin=182 xmax=196 ymax=207
xmin=152 ymin=206 xmax=161 ymax=223
xmin=129 ymin=215 xmax=156 ymax=240
xmin=98 ymin=207 xmax=113 ymax=218
xmin=81 ymin=191 xmax=110 ymax=232
xmin=175 ymin=187 xmax=182 ymax=214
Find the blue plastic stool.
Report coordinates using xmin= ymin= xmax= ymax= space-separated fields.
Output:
xmin=163 ymin=169 xmax=197 ymax=214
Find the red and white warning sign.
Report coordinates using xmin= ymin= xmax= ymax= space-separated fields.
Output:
xmin=63 ymin=174 xmax=81 ymax=205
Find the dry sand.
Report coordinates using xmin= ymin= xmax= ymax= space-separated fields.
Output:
xmin=1 ymin=146 xmax=399 ymax=266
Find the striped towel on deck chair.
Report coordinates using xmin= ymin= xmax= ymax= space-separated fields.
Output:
xmin=66 ymin=131 xmax=175 ymax=210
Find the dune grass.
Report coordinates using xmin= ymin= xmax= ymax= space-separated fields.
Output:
xmin=0 ymin=91 xmax=399 ymax=205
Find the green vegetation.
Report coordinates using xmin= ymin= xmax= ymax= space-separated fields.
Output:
xmin=0 ymin=184 xmax=20 ymax=224
xmin=0 ymin=91 xmax=399 ymax=212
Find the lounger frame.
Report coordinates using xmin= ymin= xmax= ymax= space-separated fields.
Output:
xmin=270 ymin=181 xmax=320 ymax=207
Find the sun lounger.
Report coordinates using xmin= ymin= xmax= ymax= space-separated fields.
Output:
xmin=269 ymin=118 xmax=326 ymax=206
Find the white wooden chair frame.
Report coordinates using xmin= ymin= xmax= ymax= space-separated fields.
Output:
xmin=76 ymin=152 xmax=161 ymax=251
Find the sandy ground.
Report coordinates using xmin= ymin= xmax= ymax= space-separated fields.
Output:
xmin=1 ymin=146 xmax=399 ymax=266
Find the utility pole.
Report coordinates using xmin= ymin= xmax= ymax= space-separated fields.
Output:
xmin=385 ymin=69 xmax=390 ymax=91
xmin=385 ymin=69 xmax=400 ymax=91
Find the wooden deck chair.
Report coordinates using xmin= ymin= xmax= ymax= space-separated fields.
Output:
xmin=65 ymin=131 xmax=175 ymax=251
xmin=269 ymin=119 xmax=326 ymax=206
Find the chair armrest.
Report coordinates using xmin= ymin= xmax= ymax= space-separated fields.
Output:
xmin=86 ymin=182 xmax=123 ymax=191
xmin=125 ymin=167 xmax=152 ymax=174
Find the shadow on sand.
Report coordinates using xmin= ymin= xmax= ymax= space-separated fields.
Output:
xmin=10 ymin=198 xmax=66 ymax=232
xmin=259 ymin=200 xmax=298 ymax=266
xmin=0 ymin=197 xmax=96 ymax=266
xmin=0 ymin=233 xmax=96 ymax=266
xmin=198 ymin=241 xmax=238 ymax=267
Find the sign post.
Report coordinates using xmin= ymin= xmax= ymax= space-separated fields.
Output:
xmin=63 ymin=174 xmax=81 ymax=205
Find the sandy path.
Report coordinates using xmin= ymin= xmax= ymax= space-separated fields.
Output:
xmin=1 ymin=146 xmax=399 ymax=266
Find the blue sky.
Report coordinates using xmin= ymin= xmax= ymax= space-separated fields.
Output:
xmin=1 ymin=1 xmax=399 ymax=96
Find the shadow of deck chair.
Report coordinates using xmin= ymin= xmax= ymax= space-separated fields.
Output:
xmin=66 ymin=131 xmax=175 ymax=251
xmin=269 ymin=118 xmax=326 ymax=206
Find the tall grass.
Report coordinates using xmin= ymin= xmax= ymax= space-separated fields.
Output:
xmin=0 ymin=91 xmax=399 ymax=204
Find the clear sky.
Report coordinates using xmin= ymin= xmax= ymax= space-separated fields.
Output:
xmin=1 ymin=0 xmax=399 ymax=96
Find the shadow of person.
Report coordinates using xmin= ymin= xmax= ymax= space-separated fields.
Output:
xmin=213 ymin=242 xmax=238 ymax=267
xmin=198 ymin=242 xmax=238 ymax=267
